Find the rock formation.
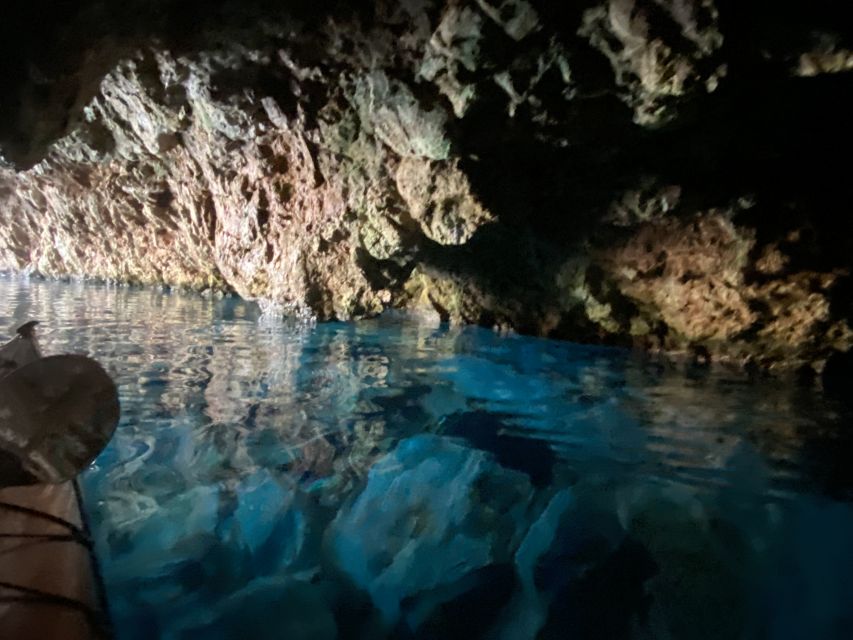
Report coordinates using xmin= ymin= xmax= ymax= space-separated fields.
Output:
xmin=1 ymin=0 xmax=852 ymax=370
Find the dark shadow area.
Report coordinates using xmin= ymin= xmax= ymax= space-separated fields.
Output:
xmin=412 ymin=0 xmax=853 ymax=336
xmin=538 ymin=537 xmax=657 ymax=640
xmin=440 ymin=410 xmax=557 ymax=487
xmin=0 ymin=0 xmax=370 ymax=166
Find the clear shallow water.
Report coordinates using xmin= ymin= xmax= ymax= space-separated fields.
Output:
xmin=1 ymin=275 xmax=852 ymax=640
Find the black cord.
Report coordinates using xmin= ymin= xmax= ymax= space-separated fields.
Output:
xmin=0 ymin=486 xmax=115 ymax=639
xmin=0 ymin=580 xmax=107 ymax=631
xmin=73 ymin=478 xmax=115 ymax=640
xmin=0 ymin=532 xmax=82 ymax=542
xmin=0 ymin=500 xmax=90 ymax=543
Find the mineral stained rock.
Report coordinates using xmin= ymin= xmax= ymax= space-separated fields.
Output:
xmin=1 ymin=0 xmax=852 ymax=370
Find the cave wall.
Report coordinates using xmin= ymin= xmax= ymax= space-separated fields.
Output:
xmin=1 ymin=0 xmax=852 ymax=370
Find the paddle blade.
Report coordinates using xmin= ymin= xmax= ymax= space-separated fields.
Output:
xmin=0 ymin=336 xmax=41 ymax=379
xmin=0 ymin=355 xmax=120 ymax=487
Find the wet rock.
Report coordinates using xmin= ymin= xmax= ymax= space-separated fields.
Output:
xmin=530 ymin=497 xmax=626 ymax=597
xmin=408 ymin=563 xmax=519 ymax=640
xmin=614 ymin=483 xmax=751 ymax=639
xmin=232 ymin=471 xmax=306 ymax=574
xmin=502 ymin=484 xmax=651 ymax=640
xmin=538 ymin=536 xmax=656 ymax=640
xmin=326 ymin=434 xmax=534 ymax=630
xmin=94 ymin=485 xmax=260 ymax=636
xmin=499 ymin=488 xmax=577 ymax=640
xmin=100 ymin=485 xmax=221 ymax=581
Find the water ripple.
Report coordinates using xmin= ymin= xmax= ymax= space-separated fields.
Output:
xmin=2 ymin=275 xmax=852 ymax=639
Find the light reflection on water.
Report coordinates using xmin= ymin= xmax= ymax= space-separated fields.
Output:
xmin=1 ymin=275 xmax=851 ymax=640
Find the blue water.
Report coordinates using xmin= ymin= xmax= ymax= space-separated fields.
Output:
xmin=1 ymin=275 xmax=852 ymax=639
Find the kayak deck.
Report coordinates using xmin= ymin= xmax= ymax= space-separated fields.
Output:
xmin=0 ymin=482 xmax=110 ymax=639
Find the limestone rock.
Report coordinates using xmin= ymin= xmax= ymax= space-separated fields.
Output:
xmin=0 ymin=0 xmax=851 ymax=369
xmin=601 ymin=211 xmax=757 ymax=342
xmin=579 ymin=0 xmax=724 ymax=125
xmin=396 ymin=157 xmax=493 ymax=245
xmin=420 ymin=4 xmax=485 ymax=117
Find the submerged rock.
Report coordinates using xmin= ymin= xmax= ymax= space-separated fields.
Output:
xmin=614 ymin=483 xmax=752 ymax=639
xmin=411 ymin=563 xmax=519 ymax=640
xmin=232 ymin=470 xmax=306 ymax=574
xmin=440 ymin=410 xmax=557 ymax=487
xmin=538 ymin=536 xmax=657 ymax=640
xmin=326 ymin=434 xmax=534 ymax=631
xmin=184 ymin=578 xmax=338 ymax=640
xmin=98 ymin=485 xmax=223 ymax=583
xmin=759 ymin=500 xmax=853 ymax=640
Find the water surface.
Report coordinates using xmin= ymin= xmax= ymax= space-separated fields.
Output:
xmin=1 ymin=276 xmax=851 ymax=639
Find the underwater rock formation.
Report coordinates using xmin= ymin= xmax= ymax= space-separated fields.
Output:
xmin=1 ymin=0 xmax=852 ymax=369
xmin=326 ymin=434 xmax=533 ymax=632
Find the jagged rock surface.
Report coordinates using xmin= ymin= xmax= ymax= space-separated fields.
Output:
xmin=1 ymin=0 xmax=852 ymax=370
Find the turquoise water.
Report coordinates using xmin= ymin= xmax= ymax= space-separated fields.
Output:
xmin=1 ymin=275 xmax=851 ymax=639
